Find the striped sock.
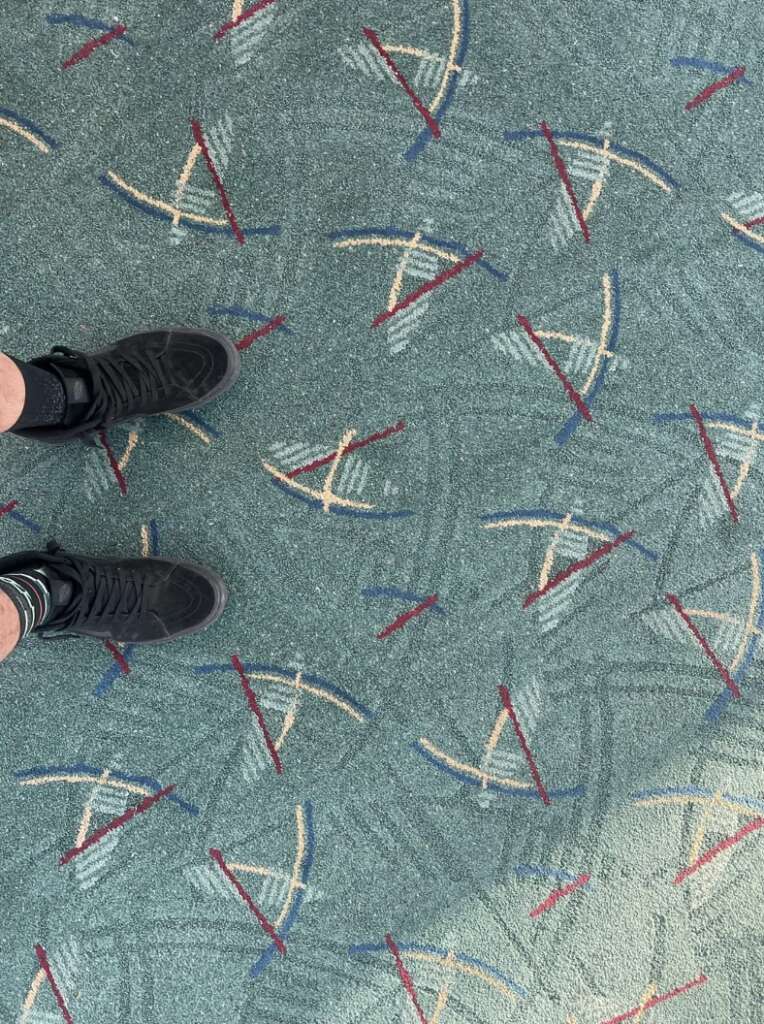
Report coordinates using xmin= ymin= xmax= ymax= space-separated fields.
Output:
xmin=0 ymin=569 xmax=52 ymax=638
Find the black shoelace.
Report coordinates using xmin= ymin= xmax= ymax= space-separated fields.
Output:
xmin=51 ymin=344 xmax=171 ymax=428
xmin=42 ymin=543 xmax=147 ymax=635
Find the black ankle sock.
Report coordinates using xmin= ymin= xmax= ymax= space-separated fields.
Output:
xmin=9 ymin=357 xmax=67 ymax=429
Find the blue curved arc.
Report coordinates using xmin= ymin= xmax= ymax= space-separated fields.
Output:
xmin=654 ymin=409 xmax=755 ymax=430
xmin=348 ymin=939 xmax=528 ymax=998
xmin=555 ymin=270 xmax=620 ymax=446
xmin=670 ymin=57 xmax=752 ymax=85
xmin=193 ymin=661 xmax=376 ymax=721
xmin=0 ymin=107 xmax=60 ymax=150
xmin=732 ymin=229 xmax=764 ymax=256
xmin=413 ymin=741 xmax=585 ymax=802
xmin=207 ymin=304 xmax=294 ymax=334
xmin=94 ymin=643 xmax=137 ymax=697
xmin=706 ymin=546 xmax=764 ymax=723
xmin=269 ymin=477 xmax=414 ymax=521
xmin=13 ymin=763 xmax=198 ymax=814
xmin=327 ymin=225 xmax=507 ymax=280
xmin=361 ymin=586 xmax=447 ymax=613
xmin=631 ymin=785 xmax=764 ymax=814
xmin=514 ymin=863 xmax=584 ymax=884
xmin=98 ymin=174 xmax=281 ymax=237
xmin=250 ymin=802 xmax=316 ymax=979
xmin=503 ymin=128 xmax=680 ymax=191
xmin=479 ymin=507 xmax=657 ymax=561
xmin=405 ymin=0 xmax=470 ymax=161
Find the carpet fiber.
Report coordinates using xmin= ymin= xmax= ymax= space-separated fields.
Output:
xmin=2 ymin=1 xmax=763 ymax=1021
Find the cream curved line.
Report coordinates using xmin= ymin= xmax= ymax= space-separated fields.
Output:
xmin=164 ymin=413 xmax=212 ymax=445
xmin=580 ymin=273 xmax=614 ymax=398
xmin=18 ymin=773 xmax=153 ymax=798
xmin=683 ymin=608 xmax=745 ymax=627
xmin=388 ymin=230 xmax=424 ymax=310
xmin=262 ymin=460 xmax=374 ymax=511
xmin=418 ymin=737 xmax=532 ymax=790
xmin=536 ymin=330 xmax=597 ymax=348
xmin=75 ymin=767 xmax=111 ymax=846
xmin=701 ymin=417 xmax=764 ymax=444
xmin=247 ymin=670 xmax=367 ymax=722
xmin=481 ymin=516 xmax=610 ymax=544
xmin=104 ymin=170 xmax=231 ymax=228
xmin=687 ymin=789 xmax=724 ymax=866
xmin=538 ymin=510 xmax=573 ymax=590
xmin=0 ymin=116 xmax=51 ymax=154
xmin=173 ymin=143 xmax=203 ymax=227
xmin=333 ymin=235 xmax=460 ymax=264
xmin=382 ymin=43 xmax=442 ymax=62
xmin=118 ymin=430 xmax=140 ymax=471
xmin=634 ymin=794 xmax=763 ymax=818
xmin=276 ymin=804 xmax=307 ymax=928
xmin=322 ymin=429 xmax=355 ymax=512
xmin=227 ymin=863 xmax=304 ymax=888
xmin=731 ymin=460 xmax=753 ymax=500
xmin=428 ymin=0 xmax=463 ymax=115
xmin=582 ymin=137 xmax=610 ymax=221
xmin=403 ymin=949 xmax=519 ymax=1001
xmin=557 ymin=139 xmax=672 ymax=193
xmin=730 ymin=550 xmax=761 ymax=673
xmin=721 ymin=211 xmax=764 ymax=246
xmin=20 ymin=968 xmax=46 ymax=1021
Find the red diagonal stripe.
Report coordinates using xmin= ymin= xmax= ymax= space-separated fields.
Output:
xmin=498 ymin=684 xmax=550 ymax=805
xmin=665 ymin=593 xmax=741 ymax=698
xmin=214 ymin=0 xmax=277 ymax=40
xmin=599 ymin=974 xmax=708 ymax=1024
xmin=61 ymin=23 xmax=127 ymax=69
xmin=689 ymin=404 xmax=739 ymax=522
xmin=98 ymin=430 xmax=127 ymax=496
xmin=523 ymin=530 xmax=634 ymax=608
xmin=210 ymin=847 xmax=287 ymax=954
xmin=231 ymin=654 xmax=284 ymax=773
xmin=540 ymin=120 xmax=590 ymax=242
xmin=34 ymin=945 xmax=74 ymax=1024
xmin=104 ymin=640 xmax=130 ymax=675
xmin=516 ymin=314 xmax=593 ymax=422
xmin=377 ymin=594 xmax=438 ymax=639
xmin=287 ymin=420 xmax=406 ymax=478
xmin=372 ymin=250 xmax=483 ymax=328
xmin=529 ymin=873 xmax=590 ymax=918
xmin=236 ymin=315 xmax=287 ymax=351
xmin=362 ymin=28 xmax=441 ymax=141
xmin=385 ymin=933 xmax=429 ymax=1024
xmin=59 ymin=784 xmax=175 ymax=865
xmin=685 ymin=66 xmax=745 ymax=110
xmin=0 ymin=499 xmax=19 ymax=518
xmin=673 ymin=815 xmax=764 ymax=884
xmin=190 ymin=119 xmax=245 ymax=245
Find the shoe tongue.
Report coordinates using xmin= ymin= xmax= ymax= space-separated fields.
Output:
xmin=47 ymin=362 xmax=93 ymax=427
xmin=46 ymin=574 xmax=74 ymax=609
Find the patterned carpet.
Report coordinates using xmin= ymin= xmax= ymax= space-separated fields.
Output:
xmin=2 ymin=1 xmax=764 ymax=1021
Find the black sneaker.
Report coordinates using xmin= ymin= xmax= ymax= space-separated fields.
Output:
xmin=11 ymin=328 xmax=240 ymax=442
xmin=0 ymin=542 xmax=228 ymax=644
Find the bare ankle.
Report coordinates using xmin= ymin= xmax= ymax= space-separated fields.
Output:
xmin=0 ymin=589 xmax=22 ymax=661
xmin=0 ymin=353 xmax=26 ymax=432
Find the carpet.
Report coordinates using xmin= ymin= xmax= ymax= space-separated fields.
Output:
xmin=1 ymin=1 xmax=763 ymax=1021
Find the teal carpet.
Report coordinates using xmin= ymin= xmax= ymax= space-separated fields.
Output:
xmin=2 ymin=1 xmax=764 ymax=1020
